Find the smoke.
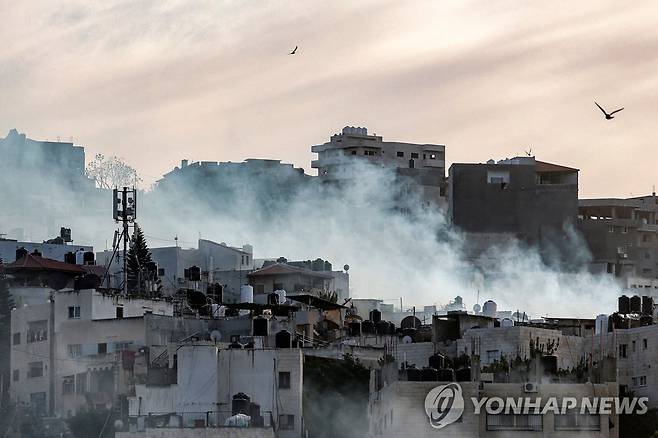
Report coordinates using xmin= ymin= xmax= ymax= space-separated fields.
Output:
xmin=0 ymin=131 xmax=619 ymax=318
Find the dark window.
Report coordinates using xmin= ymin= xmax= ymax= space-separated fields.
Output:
xmin=408 ymin=159 xmax=415 ymax=169
xmin=13 ymin=333 xmax=20 ymax=345
xmin=27 ymin=320 xmax=47 ymax=343
xmin=255 ymin=284 xmax=265 ymax=294
xmin=396 ymin=151 xmax=404 ymax=157
xmin=63 ymin=376 xmax=75 ymax=395
xmin=351 ymin=151 xmax=356 ymax=155
xmin=279 ymin=371 xmax=291 ymax=389
xmin=273 ymin=283 xmax=284 ymax=291
xmin=98 ymin=343 xmax=107 ymax=354
xmin=279 ymin=415 xmax=294 ymax=430
xmin=619 ymin=344 xmax=628 ymax=358
xmin=13 ymin=369 xmax=19 ymax=382
xmin=68 ymin=306 xmax=80 ymax=319
xmin=487 ymin=413 xmax=542 ymax=431
xmin=158 ymin=268 xmax=165 ymax=276
xmin=28 ymin=362 xmax=43 ymax=378
xmin=116 ymin=307 xmax=124 ymax=319
xmin=411 ymin=153 xmax=419 ymax=158
xmin=644 ymin=339 xmax=648 ymax=349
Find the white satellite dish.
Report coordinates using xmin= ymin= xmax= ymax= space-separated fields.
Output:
xmin=402 ymin=335 xmax=413 ymax=344
xmin=210 ymin=330 xmax=222 ymax=342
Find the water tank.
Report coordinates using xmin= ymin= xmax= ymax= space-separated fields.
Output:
xmin=83 ymin=251 xmax=95 ymax=265
xmin=421 ymin=368 xmax=439 ymax=382
xmin=406 ymin=368 xmax=422 ymax=381
xmin=275 ymin=330 xmax=292 ymax=348
xmin=362 ymin=320 xmax=375 ymax=335
xmin=630 ymin=295 xmax=642 ymax=313
xmin=240 ymin=285 xmax=254 ymax=304
xmin=375 ymin=321 xmax=389 ymax=335
xmin=401 ymin=327 xmax=417 ymax=338
xmin=348 ymin=321 xmax=361 ymax=337
xmin=400 ymin=316 xmax=422 ymax=329
xmin=473 ymin=303 xmax=481 ymax=314
xmin=369 ymin=309 xmax=382 ymax=323
xmin=64 ymin=251 xmax=76 ymax=264
xmin=643 ymin=296 xmax=654 ymax=315
xmin=501 ymin=318 xmax=514 ymax=328
xmin=618 ymin=295 xmax=630 ymax=314
xmin=595 ymin=314 xmax=608 ymax=335
xmin=482 ymin=300 xmax=497 ymax=318
xmin=232 ymin=393 xmax=251 ymax=416
xmin=253 ymin=317 xmax=269 ymax=337
xmin=249 ymin=403 xmax=263 ymax=427
xmin=388 ymin=322 xmax=396 ymax=335
xmin=608 ymin=313 xmax=623 ymax=331
xmin=428 ymin=353 xmax=445 ymax=370
xmin=75 ymin=250 xmax=85 ymax=265
xmin=456 ymin=367 xmax=471 ymax=382
xmin=541 ymin=355 xmax=558 ymax=374
xmin=15 ymin=247 xmax=27 ymax=260
xmin=438 ymin=368 xmax=455 ymax=382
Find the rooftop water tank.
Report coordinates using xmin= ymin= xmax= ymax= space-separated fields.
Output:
xmin=630 ymin=295 xmax=642 ymax=313
xmin=501 ymin=318 xmax=514 ymax=328
xmin=595 ymin=314 xmax=608 ymax=335
xmin=482 ymin=300 xmax=497 ymax=318
xmin=618 ymin=295 xmax=630 ymax=314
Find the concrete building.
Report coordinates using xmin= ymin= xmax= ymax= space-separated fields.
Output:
xmin=9 ymin=289 xmax=173 ymax=418
xmin=247 ymin=263 xmax=335 ymax=297
xmin=449 ymin=157 xmax=579 ymax=244
xmin=0 ymin=236 xmax=92 ymax=264
xmin=368 ymin=374 xmax=618 ymax=438
xmin=311 ymin=126 xmax=447 ymax=208
xmin=124 ymin=344 xmax=303 ymax=438
xmin=578 ymin=195 xmax=658 ymax=280
xmin=97 ymin=238 xmax=254 ymax=296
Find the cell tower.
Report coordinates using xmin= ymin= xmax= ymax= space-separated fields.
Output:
xmin=112 ymin=187 xmax=137 ymax=295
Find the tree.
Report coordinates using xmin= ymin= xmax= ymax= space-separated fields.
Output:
xmin=126 ymin=224 xmax=159 ymax=294
xmin=86 ymin=153 xmax=141 ymax=189
xmin=0 ymin=258 xmax=14 ymax=404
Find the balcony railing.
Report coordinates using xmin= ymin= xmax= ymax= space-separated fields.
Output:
xmin=130 ymin=410 xmax=274 ymax=430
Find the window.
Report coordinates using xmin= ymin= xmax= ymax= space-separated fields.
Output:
xmin=411 ymin=153 xmax=419 ymax=159
xmin=98 ymin=343 xmax=107 ymax=354
xmin=619 ymin=344 xmax=628 ymax=358
xmin=13 ymin=333 xmax=20 ymax=345
xmin=633 ymin=375 xmax=648 ymax=387
xmin=158 ymin=268 xmax=165 ymax=276
xmin=279 ymin=415 xmax=294 ymax=430
xmin=76 ymin=373 xmax=87 ymax=395
xmin=115 ymin=342 xmax=132 ymax=351
xmin=555 ymin=410 xmax=600 ymax=431
xmin=487 ymin=414 xmax=542 ymax=431
xmin=644 ymin=339 xmax=648 ymax=349
xmin=632 ymin=340 xmax=636 ymax=352
xmin=273 ymin=283 xmax=284 ymax=291
xmin=116 ymin=307 xmax=124 ymax=319
xmin=68 ymin=344 xmax=81 ymax=358
xmin=13 ymin=369 xmax=19 ymax=382
xmin=486 ymin=350 xmax=501 ymax=364
xmin=28 ymin=361 xmax=44 ymax=378
xmin=351 ymin=150 xmax=356 ymax=155
xmin=27 ymin=320 xmax=47 ymax=343
xmin=279 ymin=371 xmax=291 ymax=389
xmin=255 ymin=284 xmax=265 ymax=294
xmin=68 ymin=306 xmax=81 ymax=319
xmin=396 ymin=151 xmax=404 ymax=157
xmin=62 ymin=375 xmax=75 ymax=395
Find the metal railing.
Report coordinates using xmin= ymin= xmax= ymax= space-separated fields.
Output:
xmin=129 ymin=410 xmax=274 ymax=430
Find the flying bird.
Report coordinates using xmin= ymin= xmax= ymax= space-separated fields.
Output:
xmin=595 ymin=101 xmax=624 ymax=120
xmin=289 ymin=46 xmax=298 ymax=55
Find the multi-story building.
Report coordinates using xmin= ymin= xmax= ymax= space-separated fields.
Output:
xmin=0 ymin=235 xmax=92 ymax=264
xmin=311 ymin=126 xmax=447 ymax=208
xmin=9 ymin=288 xmax=173 ymax=418
xmin=449 ymin=156 xmax=579 ymax=244
xmin=578 ymin=195 xmax=658 ymax=281
xmin=97 ymin=238 xmax=254 ymax=296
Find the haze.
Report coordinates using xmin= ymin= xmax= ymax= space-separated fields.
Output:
xmin=1 ymin=0 xmax=657 ymax=196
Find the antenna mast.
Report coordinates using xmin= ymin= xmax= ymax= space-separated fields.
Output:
xmin=113 ymin=187 xmax=137 ymax=295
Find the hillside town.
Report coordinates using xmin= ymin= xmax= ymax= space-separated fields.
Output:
xmin=0 ymin=126 xmax=657 ymax=438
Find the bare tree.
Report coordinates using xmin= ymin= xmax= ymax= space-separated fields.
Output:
xmin=86 ymin=153 xmax=141 ymax=189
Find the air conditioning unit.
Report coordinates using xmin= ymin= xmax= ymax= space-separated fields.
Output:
xmin=524 ymin=382 xmax=539 ymax=393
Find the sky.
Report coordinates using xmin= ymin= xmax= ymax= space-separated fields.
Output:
xmin=1 ymin=0 xmax=657 ymax=198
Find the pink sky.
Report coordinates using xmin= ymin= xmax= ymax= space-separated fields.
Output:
xmin=2 ymin=0 xmax=657 ymax=197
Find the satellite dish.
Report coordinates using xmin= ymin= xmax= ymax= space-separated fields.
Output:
xmin=343 ymin=264 xmax=350 ymax=272
xmin=402 ymin=336 xmax=413 ymax=344
xmin=210 ymin=330 xmax=222 ymax=342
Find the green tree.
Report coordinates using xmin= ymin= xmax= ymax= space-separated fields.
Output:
xmin=126 ymin=224 xmax=154 ymax=293
xmin=0 ymin=258 xmax=14 ymax=403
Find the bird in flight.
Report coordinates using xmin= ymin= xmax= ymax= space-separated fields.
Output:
xmin=595 ymin=101 xmax=624 ymax=120
xmin=289 ymin=46 xmax=298 ymax=55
